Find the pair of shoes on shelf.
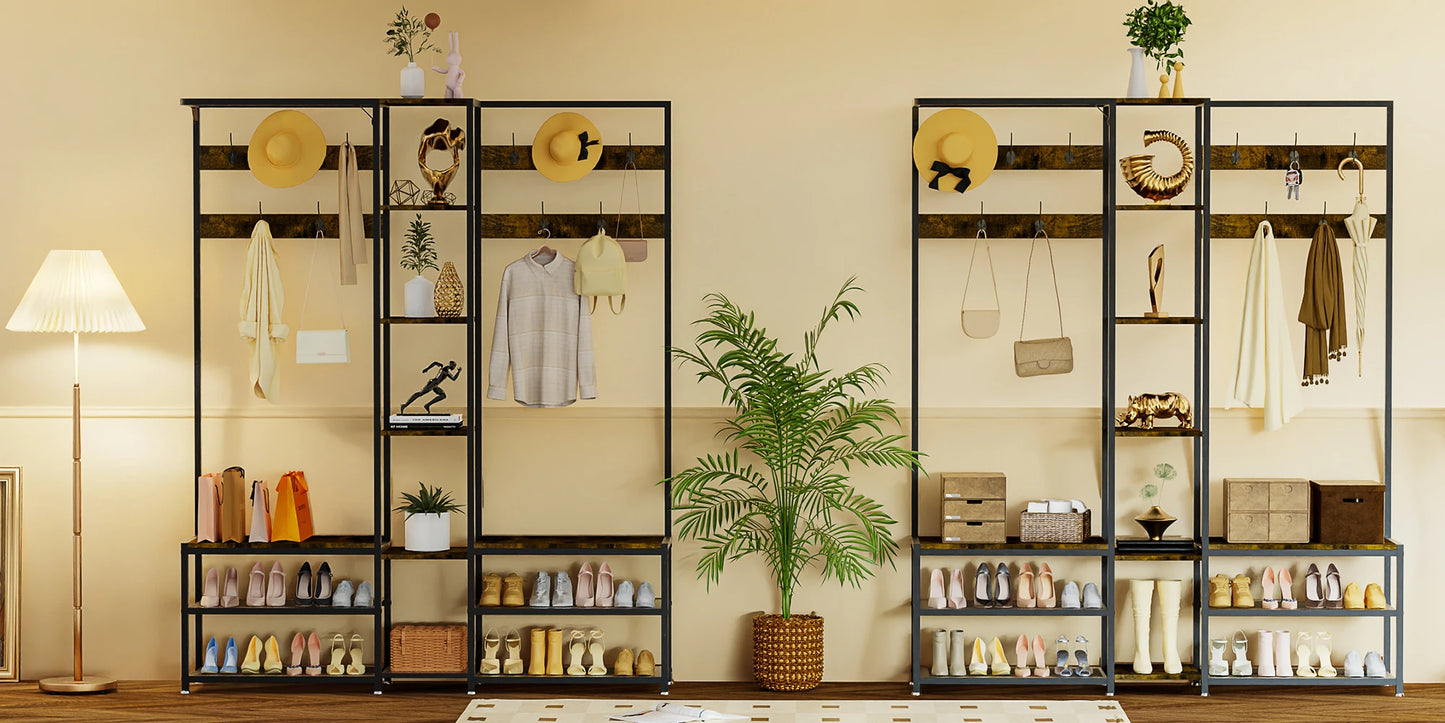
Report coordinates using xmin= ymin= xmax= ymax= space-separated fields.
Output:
xmin=926 ymin=568 xmax=967 ymax=609
xmin=1208 ymin=573 xmax=1257 ymax=608
xmin=331 ymin=579 xmax=373 ymax=608
xmin=613 ymin=648 xmax=656 ymax=677
xmin=1012 ymin=633 xmax=1051 ymax=677
xmin=284 ymin=632 xmax=323 ymax=676
xmin=1052 ymin=635 xmax=1092 ymax=677
xmin=293 ymin=562 xmax=334 ymax=606
xmin=1258 ymin=567 xmax=1297 ymax=609
xmin=237 ymin=634 xmax=285 ymax=675
xmin=1343 ymin=582 xmax=1388 ymax=610
xmin=1342 ymin=650 xmax=1390 ymax=678
xmin=308 ymin=632 xmax=365 ymax=676
xmin=479 ymin=572 xmax=527 ymax=607
xmin=479 ymin=631 xmax=526 ymax=675
xmin=1015 ymin=563 xmax=1061 ymax=609
xmin=972 ymin=563 xmax=1012 ymax=608
xmin=1208 ymin=631 xmax=1255 ymax=677
xmin=1293 ymin=632 xmax=1338 ymax=678
xmin=199 ymin=567 xmax=241 ymax=608
xmin=1303 ymin=563 xmax=1345 ymax=609
xmin=576 ymin=562 xmax=656 ymax=609
xmin=530 ymin=571 xmax=575 ymax=607
xmin=244 ymin=562 xmax=286 ymax=607
xmin=1059 ymin=580 xmax=1103 ymax=610
xmin=929 ymin=630 xmax=1010 ymax=676
xmin=564 ymin=629 xmax=609 ymax=676
xmin=199 ymin=636 xmax=239 ymax=674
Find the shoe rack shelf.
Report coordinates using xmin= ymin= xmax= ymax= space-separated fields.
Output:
xmin=916 ymin=670 xmax=1106 ymax=686
xmin=921 ymin=608 xmax=1108 ymax=618
xmin=909 ymin=98 xmax=1401 ymax=698
xmin=182 ymin=98 xmax=674 ymax=695
xmin=471 ymin=607 xmax=664 ymax=617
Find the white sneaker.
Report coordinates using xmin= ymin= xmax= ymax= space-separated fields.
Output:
xmin=615 ymin=580 xmax=635 ymax=607
xmin=530 ymin=572 xmax=552 ymax=607
xmin=636 ymin=582 xmax=656 ymax=608
xmin=552 ymin=571 xmax=574 ymax=607
xmin=332 ymin=579 xmax=354 ymax=607
xmin=354 ymin=581 xmax=374 ymax=607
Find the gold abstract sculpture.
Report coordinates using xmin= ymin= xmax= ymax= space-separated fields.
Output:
xmin=1146 ymin=244 xmax=1167 ymax=318
xmin=433 ymin=261 xmax=464 ymax=317
xmin=1116 ymin=392 xmax=1194 ymax=430
xmin=418 ymin=118 xmax=466 ymax=207
xmin=1120 ymin=130 xmax=1194 ymax=204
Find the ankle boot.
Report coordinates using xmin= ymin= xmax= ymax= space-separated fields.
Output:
xmin=527 ymin=628 xmax=547 ymax=675
xmin=1129 ymin=579 xmax=1155 ymax=674
xmin=1257 ymin=630 xmax=1276 ymax=676
xmin=1274 ymin=630 xmax=1293 ymax=677
xmin=930 ymin=629 xmax=949 ymax=677
xmin=948 ymin=630 xmax=967 ymax=676
xmin=545 ymin=628 xmax=564 ymax=675
xmin=1156 ymin=579 xmax=1183 ymax=674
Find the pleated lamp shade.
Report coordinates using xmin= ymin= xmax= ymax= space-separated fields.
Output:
xmin=6 ymin=250 xmax=144 ymax=333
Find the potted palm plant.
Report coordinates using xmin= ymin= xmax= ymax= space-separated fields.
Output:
xmin=396 ymin=482 xmax=462 ymax=552
xmin=666 ymin=278 xmax=922 ymax=691
xmin=401 ymin=214 xmax=439 ymax=318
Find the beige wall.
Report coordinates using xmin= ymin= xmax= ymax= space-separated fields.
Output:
xmin=0 ymin=0 xmax=1441 ymax=683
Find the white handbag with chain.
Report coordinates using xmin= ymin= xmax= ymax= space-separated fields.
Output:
xmin=296 ymin=231 xmax=350 ymax=364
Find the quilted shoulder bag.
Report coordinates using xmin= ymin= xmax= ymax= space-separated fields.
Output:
xmin=1014 ymin=229 xmax=1073 ymax=377
xmin=959 ymin=228 xmax=1000 ymax=339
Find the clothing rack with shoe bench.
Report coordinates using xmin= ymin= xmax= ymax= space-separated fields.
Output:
xmin=180 ymin=98 xmax=672 ymax=695
xmin=909 ymin=97 xmax=1401 ymax=697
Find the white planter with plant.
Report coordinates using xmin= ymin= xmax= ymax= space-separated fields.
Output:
xmin=1123 ymin=1 xmax=1192 ymax=98
xmin=386 ymin=6 xmax=439 ymax=98
xmin=401 ymin=214 xmax=438 ymax=318
xmin=666 ymin=278 xmax=922 ymax=691
xmin=397 ymin=483 xmax=461 ymax=552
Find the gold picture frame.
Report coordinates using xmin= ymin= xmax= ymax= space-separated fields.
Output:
xmin=0 ymin=467 xmax=19 ymax=682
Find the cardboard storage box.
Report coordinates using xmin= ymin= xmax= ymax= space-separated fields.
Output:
xmin=1224 ymin=478 xmax=1309 ymax=543
xmin=1310 ymin=480 xmax=1386 ymax=544
xmin=941 ymin=520 xmax=1005 ymax=544
xmin=942 ymin=499 xmax=1006 ymax=522
xmin=941 ymin=472 xmax=1005 ymax=500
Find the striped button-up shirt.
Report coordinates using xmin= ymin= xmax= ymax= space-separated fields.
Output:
xmin=487 ymin=252 xmax=597 ymax=407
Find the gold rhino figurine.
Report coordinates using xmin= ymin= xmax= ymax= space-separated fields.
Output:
xmin=1116 ymin=392 xmax=1194 ymax=430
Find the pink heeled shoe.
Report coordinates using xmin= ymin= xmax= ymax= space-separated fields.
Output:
xmin=927 ymin=568 xmax=946 ymax=609
xmin=1037 ymin=563 xmax=1057 ymax=608
xmin=245 ymin=562 xmax=266 ymax=606
xmin=1261 ymin=567 xmax=1279 ymax=610
xmin=576 ymin=562 xmax=596 ymax=608
xmin=266 ymin=561 xmax=286 ymax=607
xmin=286 ymin=632 xmax=305 ymax=676
xmin=947 ymin=568 xmax=967 ymax=609
xmin=1278 ymin=568 xmax=1297 ymax=609
xmin=199 ymin=567 xmax=220 ymax=608
xmin=596 ymin=562 xmax=615 ymax=608
xmin=1032 ymin=634 xmax=1049 ymax=677
xmin=1016 ymin=563 xmax=1036 ymax=608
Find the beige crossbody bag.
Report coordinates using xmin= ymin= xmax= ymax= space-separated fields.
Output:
xmin=960 ymin=227 xmax=1001 ymax=339
xmin=1014 ymin=228 xmax=1073 ymax=377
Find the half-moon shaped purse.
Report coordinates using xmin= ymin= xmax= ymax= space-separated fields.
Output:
xmin=960 ymin=228 xmax=1001 ymax=339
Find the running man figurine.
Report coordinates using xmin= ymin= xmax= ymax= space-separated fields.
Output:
xmin=399 ymin=360 xmax=462 ymax=414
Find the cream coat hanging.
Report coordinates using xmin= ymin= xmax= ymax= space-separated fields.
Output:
xmin=239 ymin=220 xmax=288 ymax=401
xmin=1230 ymin=220 xmax=1301 ymax=431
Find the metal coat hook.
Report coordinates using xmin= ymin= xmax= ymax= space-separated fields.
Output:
xmin=625 ymin=133 xmax=637 ymax=165
xmin=1231 ymin=132 xmax=1241 ymax=166
xmin=1349 ymin=132 xmax=1359 ymax=161
xmin=509 ymin=133 xmax=520 ymax=165
xmin=314 ymin=201 xmax=326 ymax=234
xmin=537 ymin=201 xmax=549 ymax=235
xmin=1264 ymin=200 xmax=1269 ymax=220
xmin=1065 ymin=133 xmax=1074 ymax=165
xmin=1289 ymin=132 xmax=1300 ymax=164
xmin=976 ymin=201 xmax=987 ymax=233
xmin=1319 ymin=200 xmax=1329 ymax=227
xmin=1034 ymin=201 xmax=1046 ymax=235
xmin=228 ymin=133 xmax=238 ymax=166
xmin=597 ymin=201 xmax=606 ymax=233
xmin=1005 ymin=133 xmax=1017 ymax=166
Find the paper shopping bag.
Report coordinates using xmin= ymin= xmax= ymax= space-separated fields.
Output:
xmin=220 ymin=466 xmax=247 ymax=542
xmin=273 ymin=471 xmax=314 ymax=542
xmin=248 ymin=479 xmax=272 ymax=543
xmin=196 ymin=473 xmax=222 ymax=542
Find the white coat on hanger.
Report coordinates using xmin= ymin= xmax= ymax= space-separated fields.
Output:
xmin=239 ymin=220 xmax=288 ymax=401
xmin=1230 ymin=220 xmax=1301 ymax=430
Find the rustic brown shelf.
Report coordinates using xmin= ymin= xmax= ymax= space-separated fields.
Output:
xmin=200 ymin=145 xmax=375 ymax=171
xmin=1113 ymin=663 xmax=1201 ymax=682
xmin=473 ymin=535 xmax=668 ymax=552
xmin=918 ymin=214 xmax=1102 ymax=239
xmin=990 ymin=145 xmax=1104 ymax=170
xmin=916 ymin=536 xmax=1108 ymax=554
xmin=381 ymin=426 xmax=467 ymax=437
xmin=1115 ymin=316 xmax=1203 ymax=325
xmin=481 ymin=214 xmax=666 ymax=240
xmin=1115 ymin=427 xmax=1203 ymax=437
xmin=382 ymin=545 xmax=467 ymax=560
xmin=382 ymin=204 xmax=469 ymax=212
xmin=183 ymin=535 xmax=377 ymax=555
xmin=1206 ymin=537 xmax=1399 ymax=552
xmin=200 ymin=213 xmax=376 ymax=240
xmin=1210 ymin=144 xmax=1387 ymax=170
xmin=380 ymin=317 xmax=469 ymax=325
xmin=1115 ymin=204 xmax=1203 ymax=211
xmin=1211 ymin=214 xmax=1387 ymax=239
xmin=482 ymin=145 xmax=666 ymax=171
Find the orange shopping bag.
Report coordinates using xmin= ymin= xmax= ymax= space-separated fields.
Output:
xmin=273 ymin=471 xmax=315 ymax=542
xmin=196 ymin=473 xmax=222 ymax=542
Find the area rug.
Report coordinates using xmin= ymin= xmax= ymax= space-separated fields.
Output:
xmin=458 ymin=698 xmax=1130 ymax=723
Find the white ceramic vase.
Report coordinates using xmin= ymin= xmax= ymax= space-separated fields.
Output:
xmin=403 ymin=512 xmax=450 ymax=552
xmin=400 ymin=61 xmax=425 ymax=98
xmin=1126 ymin=47 xmax=1149 ymax=98
xmin=404 ymin=274 xmax=436 ymax=318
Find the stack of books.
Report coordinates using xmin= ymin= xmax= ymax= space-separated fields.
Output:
xmin=388 ymin=413 xmax=464 ymax=430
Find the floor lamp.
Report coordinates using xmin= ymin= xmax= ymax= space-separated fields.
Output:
xmin=6 ymin=250 xmax=143 ymax=694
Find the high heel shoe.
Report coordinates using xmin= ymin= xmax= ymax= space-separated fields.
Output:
xmin=1037 ymin=564 xmax=1056 ymax=608
xmin=1208 ymin=638 xmax=1228 ymax=676
xmin=1303 ymin=563 xmax=1324 ymax=609
xmin=200 ymin=636 xmax=219 ymax=673
xmin=305 ymin=632 xmax=322 ymax=676
xmin=994 ymin=563 xmax=1012 ymax=608
xmin=220 ymin=637 xmax=238 ymax=673
xmin=266 ymin=561 xmax=286 ymax=607
xmin=968 ymin=637 xmax=989 ymax=675
xmin=577 ymin=562 xmax=596 ymax=608
xmin=1279 ymin=567 xmax=1297 ymax=609
xmin=1032 ymin=634 xmax=1049 ymax=677
xmin=1073 ymin=636 xmax=1092 ymax=677
xmin=596 ymin=563 xmax=615 ymax=607
xmin=1324 ymin=564 xmax=1344 ymax=609
xmin=480 ymin=631 xmax=501 ymax=675
xmin=246 ymin=562 xmax=266 ymax=606
xmin=927 ymin=568 xmax=947 ymax=609
xmin=1296 ymin=632 xmax=1316 ymax=677
xmin=587 ymin=630 xmax=607 ymax=676
xmin=1014 ymin=634 xmax=1031 ymax=677
xmin=566 ymin=630 xmax=587 ymax=675
xmin=503 ymin=631 xmax=524 ymax=675
xmin=1054 ymin=635 xmax=1073 ymax=677
xmin=1261 ymin=567 xmax=1278 ymax=610
xmin=947 ymin=568 xmax=966 ymax=609
xmin=263 ymin=634 xmax=284 ymax=674
xmin=295 ymin=561 xmax=314 ymax=606
xmin=313 ymin=562 xmax=333 ymax=606
xmin=1365 ymin=583 xmax=1387 ymax=609
xmin=988 ymin=636 xmax=1011 ymax=675
xmin=1015 ymin=563 xmax=1035 ymax=608
xmin=286 ymin=632 xmax=304 ymax=676
xmin=1343 ymin=582 xmax=1364 ymax=609
xmin=972 ymin=563 xmax=991 ymax=608
xmin=240 ymin=635 xmax=262 ymax=674
xmin=326 ymin=633 xmax=345 ymax=675
xmin=1231 ymin=630 xmax=1252 ymax=676
xmin=1231 ymin=573 xmax=1254 ymax=607
xmin=199 ymin=567 xmax=220 ymax=608
xmin=347 ymin=634 xmax=366 ymax=675
xmin=1208 ymin=573 xmax=1231 ymax=607
xmin=221 ymin=567 xmax=240 ymax=608
xmin=1315 ymin=632 xmax=1337 ymax=678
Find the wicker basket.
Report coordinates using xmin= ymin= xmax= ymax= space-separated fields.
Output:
xmin=1019 ymin=510 xmax=1091 ymax=543
xmin=389 ymin=623 xmax=468 ymax=673
xmin=753 ymin=614 xmax=824 ymax=691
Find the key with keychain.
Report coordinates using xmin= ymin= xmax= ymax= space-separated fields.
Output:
xmin=1284 ymin=159 xmax=1302 ymax=200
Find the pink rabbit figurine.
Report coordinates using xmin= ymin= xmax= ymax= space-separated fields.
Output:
xmin=432 ymin=31 xmax=465 ymax=99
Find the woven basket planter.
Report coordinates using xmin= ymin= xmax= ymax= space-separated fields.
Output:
xmin=752 ymin=614 xmax=824 ymax=691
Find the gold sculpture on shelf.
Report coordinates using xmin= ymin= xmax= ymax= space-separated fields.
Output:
xmin=1116 ymin=392 xmax=1195 ymax=430
xmin=1146 ymin=244 xmax=1167 ymax=318
xmin=433 ymin=261 xmax=464 ymax=317
xmin=1120 ymin=130 xmax=1195 ymax=204
xmin=418 ymin=118 xmax=466 ymax=207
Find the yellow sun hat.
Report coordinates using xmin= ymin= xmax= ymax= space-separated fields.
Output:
xmin=912 ymin=108 xmax=998 ymax=194
xmin=248 ymin=110 xmax=327 ymax=188
xmin=532 ymin=112 xmax=603 ymax=182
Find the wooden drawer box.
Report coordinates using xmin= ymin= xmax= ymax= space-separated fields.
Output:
xmin=942 ymin=499 xmax=1006 ymax=522
xmin=941 ymin=472 xmax=1005 ymax=501
xmin=1310 ymin=480 xmax=1385 ymax=544
xmin=1224 ymin=478 xmax=1309 ymax=543
xmin=941 ymin=520 xmax=1005 ymax=544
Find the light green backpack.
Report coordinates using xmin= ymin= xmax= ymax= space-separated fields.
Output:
xmin=575 ymin=231 xmax=626 ymax=314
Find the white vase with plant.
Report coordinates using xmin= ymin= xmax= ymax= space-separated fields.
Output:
xmin=386 ymin=6 xmax=439 ymax=98
xmin=397 ymin=483 xmax=462 ymax=552
xmin=401 ymin=214 xmax=438 ymax=318
xmin=1123 ymin=1 xmax=1192 ymax=98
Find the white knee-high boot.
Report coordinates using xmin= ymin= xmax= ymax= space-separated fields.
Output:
xmin=1129 ymin=579 xmax=1156 ymax=674
xmin=1156 ymin=579 xmax=1183 ymax=674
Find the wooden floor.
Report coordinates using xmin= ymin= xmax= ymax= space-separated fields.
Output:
xmin=0 ymin=680 xmax=1438 ymax=722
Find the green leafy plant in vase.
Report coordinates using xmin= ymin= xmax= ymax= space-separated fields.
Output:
xmin=386 ymin=6 xmax=440 ymax=97
xmin=396 ymin=483 xmax=462 ymax=552
xmin=401 ymin=214 xmax=439 ymax=318
xmin=1135 ymin=462 xmax=1178 ymax=540
xmin=665 ymin=278 xmax=923 ymax=691
xmin=1123 ymin=0 xmax=1192 ymax=98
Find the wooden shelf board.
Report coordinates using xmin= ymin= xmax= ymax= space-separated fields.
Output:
xmin=473 ymin=535 xmax=668 ymax=552
xmin=1115 ymin=427 xmax=1203 ymax=437
xmin=380 ymin=316 xmax=469 ymax=325
xmin=1116 ymin=316 xmax=1203 ymax=325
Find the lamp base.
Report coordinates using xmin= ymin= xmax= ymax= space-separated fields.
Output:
xmin=39 ymin=675 xmax=117 ymax=694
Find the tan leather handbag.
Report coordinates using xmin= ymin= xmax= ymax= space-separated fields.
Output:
xmin=1014 ymin=229 xmax=1073 ymax=377
xmin=960 ymin=228 xmax=1000 ymax=339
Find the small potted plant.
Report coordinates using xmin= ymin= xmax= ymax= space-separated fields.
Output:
xmin=1123 ymin=1 xmax=1192 ymax=98
xmin=396 ymin=483 xmax=462 ymax=552
xmin=1135 ymin=462 xmax=1178 ymax=540
xmin=385 ymin=6 xmax=440 ymax=98
xmin=401 ymin=214 xmax=439 ymax=318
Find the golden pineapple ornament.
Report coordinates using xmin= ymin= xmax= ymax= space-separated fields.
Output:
xmin=433 ymin=261 xmax=464 ymax=317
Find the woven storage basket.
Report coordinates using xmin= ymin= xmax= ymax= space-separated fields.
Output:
xmin=753 ymin=614 xmax=824 ymax=691
xmin=1019 ymin=510 xmax=1091 ymax=543
xmin=389 ymin=623 xmax=468 ymax=673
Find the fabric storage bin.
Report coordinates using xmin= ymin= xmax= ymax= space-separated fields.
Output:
xmin=1310 ymin=480 xmax=1385 ymax=544
xmin=940 ymin=472 xmax=1005 ymax=500
xmin=389 ymin=623 xmax=468 ymax=673
xmin=1224 ymin=478 xmax=1308 ymax=543
xmin=1020 ymin=510 xmax=1090 ymax=543
xmin=941 ymin=520 xmax=1005 ymax=544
